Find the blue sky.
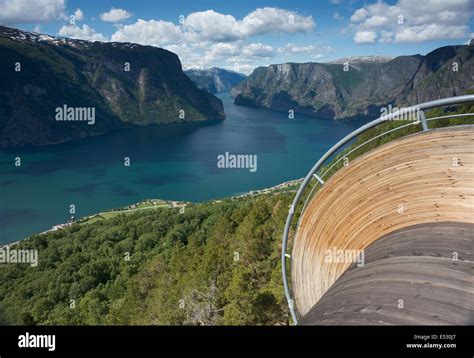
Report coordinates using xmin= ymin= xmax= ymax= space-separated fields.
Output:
xmin=1 ymin=0 xmax=473 ymax=73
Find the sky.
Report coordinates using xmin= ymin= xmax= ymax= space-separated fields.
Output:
xmin=0 ymin=0 xmax=473 ymax=74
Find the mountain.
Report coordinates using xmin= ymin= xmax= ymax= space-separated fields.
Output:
xmin=232 ymin=45 xmax=473 ymax=119
xmin=0 ymin=26 xmax=225 ymax=148
xmin=185 ymin=67 xmax=247 ymax=94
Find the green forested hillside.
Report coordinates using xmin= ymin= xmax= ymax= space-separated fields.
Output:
xmin=0 ymin=193 xmax=292 ymax=325
xmin=0 ymin=25 xmax=225 ymax=148
xmin=1 ymin=103 xmax=472 ymax=326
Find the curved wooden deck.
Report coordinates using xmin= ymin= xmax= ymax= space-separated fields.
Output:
xmin=292 ymin=125 xmax=474 ymax=316
xmin=300 ymin=222 xmax=474 ymax=325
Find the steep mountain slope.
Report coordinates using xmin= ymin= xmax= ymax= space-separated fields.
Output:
xmin=232 ymin=45 xmax=473 ymax=119
xmin=0 ymin=26 xmax=225 ymax=148
xmin=185 ymin=67 xmax=246 ymax=93
xmin=401 ymin=45 xmax=474 ymax=104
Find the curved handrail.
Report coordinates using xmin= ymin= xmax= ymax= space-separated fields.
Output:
xmin=281 ymin=94 xmax=474 ymax=324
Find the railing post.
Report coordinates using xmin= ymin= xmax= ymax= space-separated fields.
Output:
xmin=313 ymin=174 xmax=325 ymax=185
xmin=419 ymin=110 xmax=429 ymax=131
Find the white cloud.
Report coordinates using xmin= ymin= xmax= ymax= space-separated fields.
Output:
xmin=183 ymin=10 xmax=241 ymax=42
xmin=0 ymin=5 xmax=313 ymax=75
xmin=380 ymin=30 xmax=394 ymax=43
xmin=242 ymin=43 xmax=275 ymax=58
xmin=364 ymin=15 xmax=388 ymax=28
xmin=164 ymin=41 xmax=275 ymax=74
xmin=395 ymin=24 xmax=469 ymax=43
xmin=206 ymin=43 xmax=241 ymax=57
xmin=232 ymin=64 xmax=256 ymax=75
xmin=333 ymin=12 xmax=343 ymax=21
xmin=397 ymin=0 xmax=472 ymax=26
xmin=111 ymin=19 xmax=183 ymax=46
xmin=350 ymin=0 xmax=473 ymax=44
xmin=73 ymin=8 xmax=83 ymax=22
xmin=108 ymin=7 xmax=315 ymax=72
xmin=276 ymin=43 xmax=333 ymax=62
xmin=350 ymin=8 xmax=368 ymax=22
xmin=238 ymin=7 xmax=315 ymax=37
xmin=106 ymin=7 xmax=316 ymax=74
xmin=354 ymin=30 xmax=377 ymax=44
xmin=58 ymin=24 xmax=106 ymax=41
xmin=278 ymin=43 xmax=333 ymax=55
xmin=205 ymin=42 xmax=275 ymax=64
xmin=0 ymin=0 xmax=65 ymax=24
xmin=100 ymin=8 xmax=133 ymax=23
xmin=182 ymin=8 xmax=315 ymax=42
xmin=112 ymin=8 xmax=315 ymax=46
xmin=165 ymin=43 xmax=206 ymax=65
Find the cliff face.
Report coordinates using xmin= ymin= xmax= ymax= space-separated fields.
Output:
xmin=232 ymin=45 xmax=474 ymax=119
xmin=185 ymin=67 xmax=246 ymax=94
xmin=0 ymin=26 xmax=225 ymax=148
xmin=400 ymin=46 xmax=474 ymax=105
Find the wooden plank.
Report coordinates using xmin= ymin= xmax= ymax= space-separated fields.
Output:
xmin=300 ymin=222 xmax=474 ymax=325
xmin=292 ymin=126 xmax=474 ymax=316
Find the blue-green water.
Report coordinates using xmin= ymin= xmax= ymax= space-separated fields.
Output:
xmin=0 ymin=94 xmax=366 ymax=244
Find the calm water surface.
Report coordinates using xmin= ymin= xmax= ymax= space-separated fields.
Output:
xmin=0 ymin=94 xmax=367 ymax=243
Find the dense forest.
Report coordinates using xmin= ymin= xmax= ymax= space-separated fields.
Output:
xmin=0 ymin=102 xmax=472 ymax=326
xmin=0 ymin=193 xmax=293 ymax=325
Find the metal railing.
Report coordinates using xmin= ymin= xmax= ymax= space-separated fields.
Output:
xmin=281 ymin=95 xmax=474 ymax=324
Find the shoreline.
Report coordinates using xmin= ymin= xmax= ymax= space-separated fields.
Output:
xmin=1 ymin=177 xmax=303 ymax=247
xmin=231 ymin=178 xmax=303 ymax=199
